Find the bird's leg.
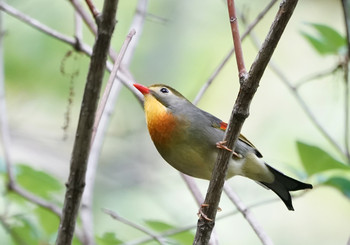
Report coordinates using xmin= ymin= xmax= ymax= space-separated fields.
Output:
xmin=216 ymin=141 xmax=242 ymax=158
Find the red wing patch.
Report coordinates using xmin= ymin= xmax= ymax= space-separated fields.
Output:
xmin=220 ymin=122 xmax=227 ymax=131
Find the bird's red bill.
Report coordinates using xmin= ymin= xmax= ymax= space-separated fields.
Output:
xmin=133 ymin=83 xmax=150 ymax=95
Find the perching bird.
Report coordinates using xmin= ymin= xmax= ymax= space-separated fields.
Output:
xmin=133 ymin=83 xmax=312 ymax=210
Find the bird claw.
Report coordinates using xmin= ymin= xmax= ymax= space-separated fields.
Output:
xmin=216 ymin=141 xmax=243 ymax=159
xmin=197 ymin=204 xmax=222 ymax=221
xmin=197 ymin=204 xmax=212 ymax=221
xmin=216 ymin=140 xmax=232 ymax=152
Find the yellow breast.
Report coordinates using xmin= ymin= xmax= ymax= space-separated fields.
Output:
xmin=144 ymin=95 xmax=177 ymax=146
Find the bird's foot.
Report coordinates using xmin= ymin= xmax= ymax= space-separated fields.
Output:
xmin=216 ymin=140 xmax=232 ymax=152
xmin=216 ymin=141 xmax=242 ymax=158
xmin=197 ymin=204 xmax=222 ymax=221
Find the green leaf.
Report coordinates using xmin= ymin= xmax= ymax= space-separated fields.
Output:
xmin=323 ymin=176 xmax=350 ymax=198
xmin=16 ymin=164 xmax=62 ymax=199
xmin=34 ymin=207 xmax=60 ymax=235
xmin=301 ymin=23 xmax=346 ymax=55
xmin=10 ymin=216 xmax=39 ymax=245
xmin=296 ymin=141 xmax=350 ymax=176
xmin=96 ymin=232 xmax=123 ymax=245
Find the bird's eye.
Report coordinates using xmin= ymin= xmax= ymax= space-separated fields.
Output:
xmin=160 ymin=87 xmax=169 ymax=94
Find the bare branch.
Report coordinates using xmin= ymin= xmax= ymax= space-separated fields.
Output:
xmin=74 ymin=7 xmax=83 ymax=43
xmin=92 ymin=29 xmax=136 ymax=143
xmin=70 ymin=0 xmax=98 ymax=35
xmin=223 ymin=184 xmax=273 ymax=245
xmin=55 ymin=0 xmax=120 ymax=244
xmin=227 ymin=0 xmax=246 ymax=78
xmin=85 ymin=0 xmax=100 ymax=18
xmin=103 ymin=209 xmax=168 ymax=245
xmin=8 ymin=183 xmax=62 ymax=217
xmin=194 ymin=0 xmax=299 ymax=243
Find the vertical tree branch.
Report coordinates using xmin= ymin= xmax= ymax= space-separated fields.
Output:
xmin=193 ymin=0 xmax=299 ymax=244
xmin=55 ymin=0 xmax=119 ymax=244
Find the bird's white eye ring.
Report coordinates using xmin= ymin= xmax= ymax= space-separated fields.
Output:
xmin=160 ymin=87 xmax=169 ymax=93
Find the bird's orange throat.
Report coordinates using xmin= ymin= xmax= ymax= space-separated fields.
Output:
xmin=144 ymin=95 xmax=177 ymax=146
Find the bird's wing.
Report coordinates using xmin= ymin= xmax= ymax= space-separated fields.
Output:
xmin=210 ymin=118 xmax=263 ymax=158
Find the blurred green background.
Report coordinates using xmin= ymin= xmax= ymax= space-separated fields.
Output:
xmin=1 ymin=0 xmax=350 ymax=244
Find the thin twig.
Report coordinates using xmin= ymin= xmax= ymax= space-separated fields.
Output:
xmin=293 ymin=64 xmax=342 ymax=89
xmin=227 ymin=0 xmax=246 ymax=78
xmin=92 ymin=29 xmax=136 ymax=143
xmin=85 ymin=0 xmax=100 ymax=18
xmin=70 ymin=0 xmax=98 ymax=35
xmin=8 ymin=184 xmax=62 ymax=217
xmin=103 ymin=209 xmax=168 ymax=245
xmin=193 ymin=0 xmax=278 ymax=105
xmin=223 ymin=184 xmax=274 ymax=245
xmin=74 ymin=7 xmax=83 ymax=45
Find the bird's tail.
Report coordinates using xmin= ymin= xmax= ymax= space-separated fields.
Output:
xmin=259 ymin=163 xmax=312 ymax=211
